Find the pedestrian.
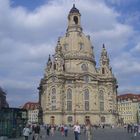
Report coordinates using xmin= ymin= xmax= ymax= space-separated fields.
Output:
xmin=34 ymin=124 xmax=40 ymax=140
xmin=127 ymin=124 xmax=131 ymax=133
xmin=23 ymin=124 xmax=31 ymax=140
xmin=51 ymin=125 xmax=55 ymax=136
xmin=46 ymin=125 xmax=50 ymax=136
xmin=32 ymin=125 xmax=35 ymax=140
xmin=64 ymin=125 xmax=68 ymax=137
xmin=61 ymin=125 xmax=64 ymax=136
xmin=85 ymin=120 xmax=93 ymax=140
xmin=134 ymin=124 xmax=138 ymax=137
xmin=73 ymin=122 xmax=80 ymax=140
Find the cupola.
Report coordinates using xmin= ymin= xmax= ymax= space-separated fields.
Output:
xmin=67 ymin=4 xmax=82 ymax=33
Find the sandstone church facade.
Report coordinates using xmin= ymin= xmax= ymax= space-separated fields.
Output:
xmin=38 ymin=5 xmax=118 ymax=125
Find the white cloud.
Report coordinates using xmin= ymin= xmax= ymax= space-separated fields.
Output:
xmin=113 ymin=52 xmax=140 ymax=75
xmin=130 ymin=43 xmax=140 ymax=53
xmin=105 ymin=0 xmax=138 ymax=6
xmin=0 ymin=0 xmax=139 ymax=106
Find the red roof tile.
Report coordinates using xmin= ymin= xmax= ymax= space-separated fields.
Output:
xmin=22 ymin=102 xmax=40 ymax=110
xmin=117 ymin=93 xmax=140 ymax=101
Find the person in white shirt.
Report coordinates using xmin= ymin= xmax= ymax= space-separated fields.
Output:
xmin=23 ymin=125 xmax=31 ymax=140
xmin=73 ymin=122 xmax=80 ymax=140
xmin=85 ymin=120 xmax=93 ymax=140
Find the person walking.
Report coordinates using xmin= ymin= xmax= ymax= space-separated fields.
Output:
xmin=50 ymin=125 xmax=55 ymax=136
xmin=134 ymin=124 xmax=138 ymax=137
xmin=46 ymin=125 xmax=50 ymax=136
xmin=85 ymin=120 xmax=93 ymax=140
xmin=60 ymin=125 xmax=64 ymax=136
xmin=73 ymin=122 xmax=80 ymax=140
xmin=34 ymin=124 xmax=40 ymax=140
xmin=64 ymin=125 xmax=68 ymax=137
xmin=23 ymin=124 xmax=31 ymax=140
xmin=31 ymin=125 xmax=35 ymax=140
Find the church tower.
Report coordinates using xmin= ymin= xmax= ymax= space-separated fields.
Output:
xmin=38 ymin=5 xmax=118 ymax=125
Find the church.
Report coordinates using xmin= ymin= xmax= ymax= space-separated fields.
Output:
xmin=38 ymin=5 xmax=118 ymax=125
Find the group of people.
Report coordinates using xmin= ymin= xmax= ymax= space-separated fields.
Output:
xmin=22 ymin=120 xmax=94 ymax=140
xmin=126 ymin=123 xmax=140 ymax=137
xmin=23 ymin=124 xmax=40 ymax=140
xmin=73 ymin=120 xmax=93 ymax=140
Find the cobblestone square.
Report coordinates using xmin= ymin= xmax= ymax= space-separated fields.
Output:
xmin=8 ymin=127 xmax=140 ymax=140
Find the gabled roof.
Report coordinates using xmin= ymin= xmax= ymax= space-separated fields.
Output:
xmin=22 ymin=102 xmax=40 ymax=110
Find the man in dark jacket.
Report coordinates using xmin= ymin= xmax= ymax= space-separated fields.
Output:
xmin=33 ymin=124 xmax=40 ymax=140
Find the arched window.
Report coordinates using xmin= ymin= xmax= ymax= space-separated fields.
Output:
xmin=67 ymin=89 xmax=72 ymax=111
xmin=84 ymin=89 xmax=89 ymax=111
xmin=67 ymin=89 xmax=72 ymax=100
xmin=51 ymin=88 xmax=56 ymax=110
xmin=102 ymin=68 xmax=105 ymax=74
xmin=73 ymin=16 xmax=78 ymax=24
xmin=99 ymin=90 xmax=104 ymax=111
xmin=84 ymin=89 xmax=89 ymax=100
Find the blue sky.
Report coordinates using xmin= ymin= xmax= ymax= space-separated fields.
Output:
xmin=11 ymin=0 xmax=46 ymax=10
xmin=0 ymin=0 xmax=140 ymax=107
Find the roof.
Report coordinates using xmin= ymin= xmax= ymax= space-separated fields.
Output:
xmin=69 ymin=4 xmax=80 ymax=14
xmin=117 ymin=93 xmax=140 ymax=101
xmin=22 ymin=102 xmax=40 ymax=110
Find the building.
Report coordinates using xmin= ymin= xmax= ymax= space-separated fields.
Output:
xmin=0 ymin=87 xmax=9 ymax=109
xmin=0 ymin=108 xmax=27 ymax=138
xmin=117 ymin=93 xmax=140 ymax=124
xmin=38 ymin=5 xmax=118 ymax=125
xmin=23 ymin=102 xmax=40 ymax=124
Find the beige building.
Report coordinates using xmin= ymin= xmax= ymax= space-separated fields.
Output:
xmin=118 ymin=94 xmax=140 ymax=124
xmin=38 ymin=5 xmax=118 ymax=125
xmin=23 ymin=102 xmax=40 ymax=124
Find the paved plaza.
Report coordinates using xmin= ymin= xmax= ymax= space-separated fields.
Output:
xmin=8 ymin=127 xmax=140 ymax=140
